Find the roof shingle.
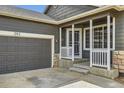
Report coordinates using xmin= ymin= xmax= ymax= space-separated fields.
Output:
xmin=0 ymin=5 xmax=55 ymax=21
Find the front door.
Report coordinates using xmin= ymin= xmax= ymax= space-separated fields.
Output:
xmin=67 ymin=28 xmax=82 ymax=58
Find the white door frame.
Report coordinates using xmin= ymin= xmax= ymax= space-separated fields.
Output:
xmin=66 ymin=28 xmax=82 ymax=59
xmin=0 ymin=30 xmax=54 ymax=68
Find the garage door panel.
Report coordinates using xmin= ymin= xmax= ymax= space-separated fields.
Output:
xmin=0 ymin=36 xmax=51 ymax=74
xmin=0 ymin=45 xmax=8 ymax=52
xmin=7 ymin=55 xmax=15 ymax=62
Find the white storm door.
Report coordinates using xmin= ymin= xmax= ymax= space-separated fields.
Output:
xmin=67 ymin=28 xmax=82 ymax=58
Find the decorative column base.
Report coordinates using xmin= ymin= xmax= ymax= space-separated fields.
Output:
xmin=113 ymin=51 xmax=124 ymax=73
xmin=53 ymin=53 xmax=60 ymax=68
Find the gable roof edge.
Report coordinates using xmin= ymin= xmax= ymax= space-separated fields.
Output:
xmin=44 ymin=5 xmax=51 ymax=14
xmin=0 ymin=5 xmax=123 ymax=25
xmin=43 ymin=5 xmax=99 ymax=14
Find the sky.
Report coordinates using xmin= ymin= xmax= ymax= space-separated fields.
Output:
xmin=16 ymin=5 xmax=47 ymax=13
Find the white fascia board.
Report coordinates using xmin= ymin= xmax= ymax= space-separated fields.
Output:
xmin=20 ymin=32 xmax=54 ymax=39
xmin=0 ymin=11 xmax=57 ymax=25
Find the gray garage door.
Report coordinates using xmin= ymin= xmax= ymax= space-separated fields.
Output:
xmin=0 ymin=36 xmax=51 ymax=74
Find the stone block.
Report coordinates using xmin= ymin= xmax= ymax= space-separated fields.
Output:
xmin=113 ymin=64 xmax=119 ymax=69
xmin=118 ymin=51 xmax=124 ymax=55
xmin=117 ymin=55 xmax=124 ymax=59
xmin=113 ymin=51 xmax=119 ymax=54
xmin=113 ymin=56 xmax=118 ymax=59
xmin=113 ymin=59 xmax=122 ymax=64
xmin=118 ymin=65 xmax=124 ymax=70
xmin=90 ymin=67 xmax=119 ymax=79
xmin=53 ymin=54 xmax=59 ymax=68
xmin=119 ymin=69 xmax=124 ymax=73
xmin=121 ymin=59 xmax=124 ymax=63
xmin=59 ymin=59 xmax=73 ymax=69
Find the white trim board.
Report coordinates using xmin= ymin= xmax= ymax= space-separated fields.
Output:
xmin=0 ymin=30 xmax=55 ymax=68
xmin=59 ymin=28 xmax=62 ymax=60
xmin=0 ymin=31 xmax=54 ymax=39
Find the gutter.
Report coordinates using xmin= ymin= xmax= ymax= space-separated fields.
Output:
xmin=0 ymin=5 xmax=123 ymax=25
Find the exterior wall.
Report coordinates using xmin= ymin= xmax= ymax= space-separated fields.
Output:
xmin=45 ymin=5 xmax=98 ymax=20
xmin=113 ymin=51 xmax=124 ymax=73
xmin=82 ymin=27 xmax=90 ymax=59
xmin=0 ymin=15 xmax=59 ymax=53
xmin=112 ymin=11 xmax=124 ymax=73
xmin=115 ymin=11 xmax=124 ymax=50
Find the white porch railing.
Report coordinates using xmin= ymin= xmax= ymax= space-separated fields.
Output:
xmin=61 ymin=47 xmax=72 ymax=59
xmin=59 ymin=15 xmax=115 ymax=70
xmin=91 ymin=49 xmax=108 ymax=68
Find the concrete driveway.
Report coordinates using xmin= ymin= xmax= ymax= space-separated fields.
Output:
xmin=0 ymin=68 xmax=80 ymax=88
xmin=0 ymin=68 xmax=124 ymax=88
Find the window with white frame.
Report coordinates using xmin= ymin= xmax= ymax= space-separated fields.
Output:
xmin=84 ymin=24 xmax=113 ymax=50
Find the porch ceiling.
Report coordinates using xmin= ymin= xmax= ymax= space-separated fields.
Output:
xmin=60 ymin=11 xmax=114 ymax=27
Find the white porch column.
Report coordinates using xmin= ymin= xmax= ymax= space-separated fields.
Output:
xmin=90 ymin=20 xmax=93 ymax=67
xmin=59 ymin=27 xmax=62 ymax=60
xmin=113 ymin=17 xmax=115 ymax=50
xmin=72 ymin=24 xmax=75 ymax=61
xmin=107 ymin=15 xmax=111 ymax=70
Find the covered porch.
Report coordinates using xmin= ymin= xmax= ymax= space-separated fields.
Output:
xmin=59 ymin=13 xmax=115 ymax=71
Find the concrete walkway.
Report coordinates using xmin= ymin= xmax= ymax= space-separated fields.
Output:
xmin=0 ymin=68 xmax=123 ymax=88
xmin=60 ymin=81 xmax=101 ymax=88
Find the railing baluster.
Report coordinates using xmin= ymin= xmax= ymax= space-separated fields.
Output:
xmin=93 ymin=52 xmax=94 ymax=65
xmin=105 ymin=52 xmax=106 ymax=66
xmin=92 ymin=52 xmax=93 ymax=65
xmin=106 ymin=53 xmax=108 ymax=65
xmin=102 ymin=52 xmax=103 ymax=65
xmin=91 ymin=50 xmax=108 ymax=68
xmin=97 ymin=52 xmax=100 ymax=65
xmin=96 ymin=52 xmax=97 ymax=65
xmin=94 ymin=52 xmax=95 ymax=65
xmin=100 ymin=52 xmax=101 ymax=66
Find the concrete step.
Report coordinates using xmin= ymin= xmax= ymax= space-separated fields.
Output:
xmin=73 ymin=64 xmax=90 ymax=70
xmin=74 ymin=58 xmax=89 ymax=62
xmin=74 ymin=59 xmax=89 ymax=64
xmin=69 ymin=67 xmax=89 ymax=74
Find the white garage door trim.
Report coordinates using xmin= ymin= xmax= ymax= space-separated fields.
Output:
xmin=0 ymin=30 xmax=54 ymax=68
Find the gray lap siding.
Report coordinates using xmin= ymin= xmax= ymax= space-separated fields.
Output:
xmin=45 ymin=5 xmax=98 ymax=20
xmin=0 ymin=15 xmax=59 ymax=53
xmin=115 ymin=11 xmax=124 ymax=50
xmin=0 ymin=15 xmax=59 ymax=73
